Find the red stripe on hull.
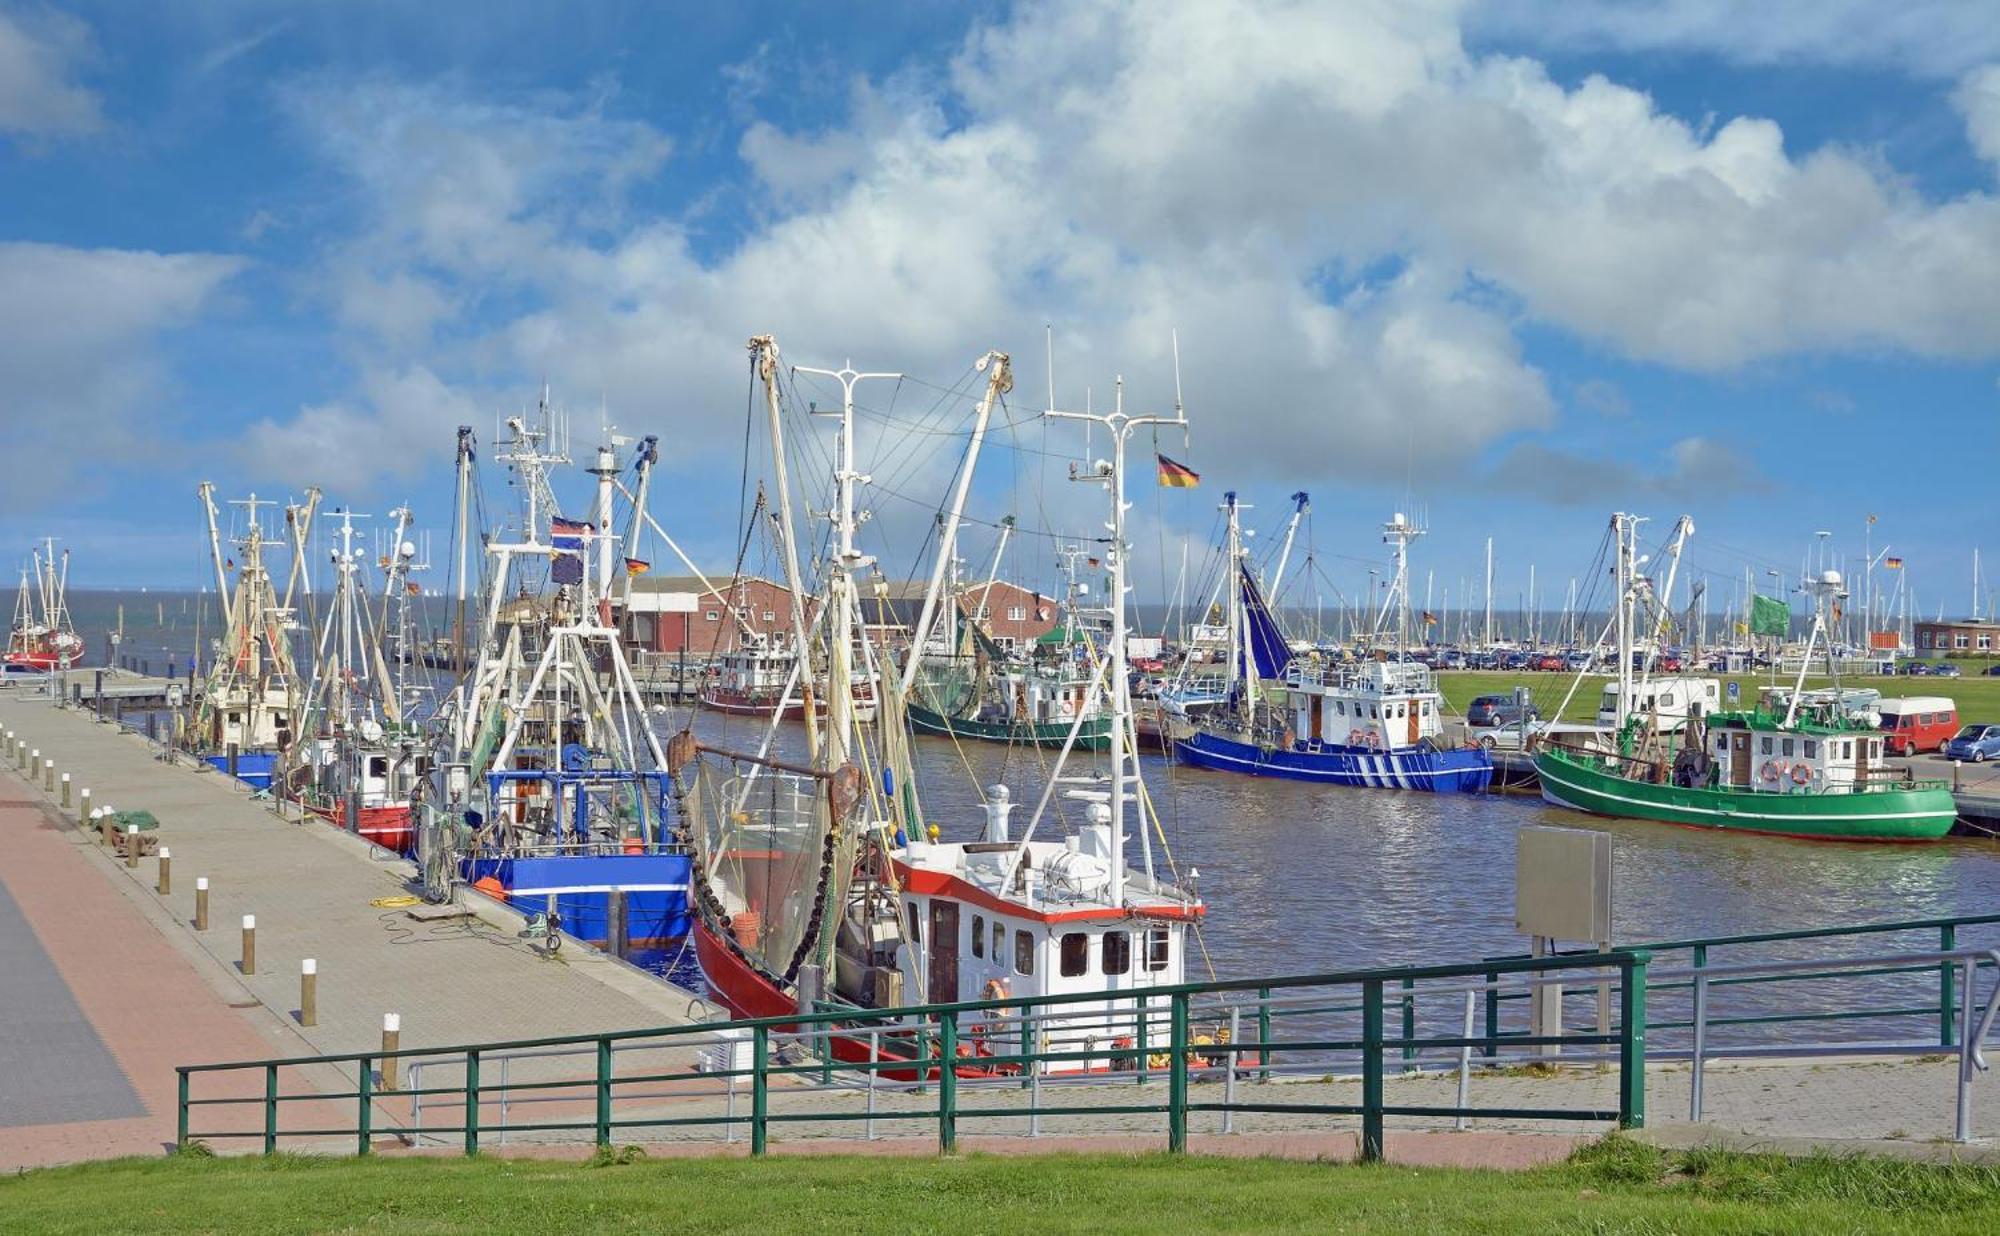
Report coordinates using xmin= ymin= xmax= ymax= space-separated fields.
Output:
xmin=305 ymin=802 xmax=415 ymax=854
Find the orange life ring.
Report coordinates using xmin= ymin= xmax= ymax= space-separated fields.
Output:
xmin=1760 ymin=760 xmax=1782 ymax=784
xmin=1790 ymin=763 xmax=1812 ymax=786
xmin=981 ymin=978 xmax=1010 ymax=1003
xmin=1348 ymin=728 xmax=1366 ymax=746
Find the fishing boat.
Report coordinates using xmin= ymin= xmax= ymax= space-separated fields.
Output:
xmin=905 ymin=552 xmax=1111 ymax=751
xmin=701 ymin=641 xmax=879 ymax=723
xmin=281 ymin=508 xmax=423 ymax=853
xmin=683 ymin=341 xmax=1203 ymax=1076
xmin=422 ymin=405 xmax=691 ymax=960
xmin=5 ymin=539 xmax=84 ymax=672
xmin=1533 ymin=513 xmax=1955 ymax=842
xmin=1172 ymin=501 xmax=1491 ymax=792
xmin=186 ymin=487 xmax=309 ymax=789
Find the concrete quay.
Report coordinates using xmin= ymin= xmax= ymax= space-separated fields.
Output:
xmin=0 ymin=690 xmax=713 ymax=1170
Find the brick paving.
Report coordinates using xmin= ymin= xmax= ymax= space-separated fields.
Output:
xmin=0 ymin=692 xmax=710 ymax=1170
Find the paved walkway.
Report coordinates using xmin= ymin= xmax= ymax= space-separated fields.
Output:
xmin=0 ymin=693 xmax=713 ymax=1170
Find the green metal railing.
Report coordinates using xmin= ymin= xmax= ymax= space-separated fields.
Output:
xmin=1481 ymin=911 xmax=2000 ymax=1056
xmin=177 ymin=950 xmax=1648 ymax=1161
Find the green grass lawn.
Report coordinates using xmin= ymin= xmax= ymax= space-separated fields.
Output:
xmin=1437 ymin=670 xmax=2000 ymax=726
xmin=4 ymin=1140 xmax=1999 ymax=1235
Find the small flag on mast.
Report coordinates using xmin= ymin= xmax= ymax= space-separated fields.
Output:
xmin=1883 ymin=556 xmax=1903 ymax=569
xmin=624 ymin=558 xmax=650 ymax=577
xmin=550 ymin=516 xmax=591 ymax=551
xmin=1420 ymin=611 xmax=1438 ymax=627
xmin=1156 ymin=454 xmax=1200 ymax=488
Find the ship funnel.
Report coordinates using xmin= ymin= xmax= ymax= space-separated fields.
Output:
xmin=983 ymin=784 xmax=1015 ymax=843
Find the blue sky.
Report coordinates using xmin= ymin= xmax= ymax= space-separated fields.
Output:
xmin=1 ymin=0 xmax=1996 ymax=624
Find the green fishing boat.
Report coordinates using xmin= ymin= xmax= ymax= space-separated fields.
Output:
xmin=1534 ymin=718 xmax=1956 ymax=842
xmin=1534 ymin=518 xmax=1955 ymax=843
xmin=906 ymin=697 xmax=1111 ymax=750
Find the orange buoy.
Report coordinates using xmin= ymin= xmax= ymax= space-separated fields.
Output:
xmin=472 ymin=876 xmax=508 ymax=900
xmin=732 ymin=909 xmax=762 ymax=951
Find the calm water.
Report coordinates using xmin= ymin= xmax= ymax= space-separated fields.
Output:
xmin=61 ymin=591 xmax=2000 ymax=1000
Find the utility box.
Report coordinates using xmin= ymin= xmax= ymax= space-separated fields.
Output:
xmin=1516 ymin=826 xmax=1612 ymax=943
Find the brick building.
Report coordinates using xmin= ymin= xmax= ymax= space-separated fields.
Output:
xmin=1914 ymin=619 xmax=2000 ymax=655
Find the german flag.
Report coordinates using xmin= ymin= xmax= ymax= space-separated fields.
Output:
xmin=1883 ymin=557 xmax=1903 ymax=569
xmin=1157 ymin=454 xmax=1200 ymax=488
xmin=624 ymin=558 xmax=650 ymax=577
xmin=1421 ymin=611 xmax=1438 ymax=627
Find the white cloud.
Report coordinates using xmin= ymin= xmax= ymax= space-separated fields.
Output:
xmin=0 ymin=242 xmax=243 ymax=510
xmin=1471 ymin=0 xmax=2000 ymax=80
xmin=1486 ymin=434 xmax=1767 ymax=506
xmin=1960 ymin=64 xmax=2000 ymax=167
xmin=244 ymin=0 xmax=2000 ymax=516
xmin=0 ymin=6 xmax=104 ymax=137
xmin=239 ymin=365 xmax=482 ymax=493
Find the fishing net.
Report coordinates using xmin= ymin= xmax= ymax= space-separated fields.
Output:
xmin=670 ymin=731 xmax=861 ymax=986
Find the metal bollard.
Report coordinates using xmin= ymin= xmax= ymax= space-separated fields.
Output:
xmin=157 ymin=846 xmax=172 ymax=895
xmin=43 ymin=757 xmax=54 ymax=790
xmin=78 ymin=787 xmax=90 ymax=820
xmin=59 ymin=773 xmax=70 ymax=808
xmin=195 ymin=877 xmax=210 ymax=931
xmin=300 ymin=959 xmax=317 ymax=1027
xmin=124 ymin=825 xmax=139 ymax=869
xmin=381 ymin=1014 xmax=402 ymax=1091
xmin=241 ymin=915 xmax=256 ymax=974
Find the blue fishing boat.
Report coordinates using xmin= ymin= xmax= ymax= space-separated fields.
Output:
xmin=1171 ymin=500 xmax=1491 ymax=793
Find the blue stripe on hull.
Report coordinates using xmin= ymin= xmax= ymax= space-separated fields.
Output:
xmin=202 ymin=750 xmax=280 ymax=790
xmin=1172 ymin=732 xmax=1492 ymax=793
xmin=465 ymin=853 xmax=694 ymax=945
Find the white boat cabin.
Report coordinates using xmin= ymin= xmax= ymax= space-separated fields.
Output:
xmin=996 ymin=663 xmax=1099 ymax=726
xmin=1703 ymin=719 xmax=1891 ymax=792
xmin=886 ymin=789 xmax=1199 ymax=1069
xmin=1279 ymin=658 xmax=1445 ymax=751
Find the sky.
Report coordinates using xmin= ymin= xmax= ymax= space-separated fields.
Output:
xmin=1 ymin=0 xmax=1997 ymax=623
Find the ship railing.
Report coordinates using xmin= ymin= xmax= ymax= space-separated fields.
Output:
xmin=175 ymin=949 xmax=1648 ymax=1160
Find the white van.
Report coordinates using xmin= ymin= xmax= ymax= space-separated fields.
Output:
xmin=1597 ymin=676 xmax=1722 ymax=730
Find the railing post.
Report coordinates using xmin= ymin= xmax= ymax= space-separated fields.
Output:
xmin=1957 ymin=957 xmax=1979 ymax=1143
xmin=263 ymin=1063 xmax=279 ymax=1155
xmin=1361 ymin=978 xmax=1384 ymax=1162
xmin=1942 ymin=924 xmax=1958 ymax=1048
xmin=1168 ymin=992 xmax=1189 ymax=1153
xmin=175 ymin=1069 xmax=190 ymax=1150
xmin=464 ymin=1049 xmax=481 ymax=1157
xmin=1223 ymin=1006 xmax=1241 ymax=1134
xmin=356 ymin=1059 xmax=374 ymax=1155
xmin=1482 ymin=968 xmax=1499 ymax=1059
xmin=1689 ymin=971 xmax=1708 ymax=1123
xmin=938 ymin=1012 xmax=958 ymax=1153
xmin=751 ymin=1025 xmax=769 ymax=1156
xmin=1400 ymin=976 xmax=1417 ymax=1073
xmin=594 ymin=1037 xmax=612 ymax=1147
xmin=1619 ymin=952 xmax=1649 ymax=1130
xmin=1257 ymin=986 xmax=1272 ymax=1081
xmin=1136 ymin=994 xmax=1150 ymax=1082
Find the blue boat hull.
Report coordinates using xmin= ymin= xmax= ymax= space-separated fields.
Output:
xmin=1173 ymin=731 xmax=1493 ymax=792
xmin=202 ymin=750 xmax=280 ymax=790
xmin=464 ymin=852 xmax=693 ymax=950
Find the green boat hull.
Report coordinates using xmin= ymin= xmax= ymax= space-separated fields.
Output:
xmin=1533 ymin=747 xmax=1956 ymax=842
xmin=906 ymin=701 xmax=1111 ymax=751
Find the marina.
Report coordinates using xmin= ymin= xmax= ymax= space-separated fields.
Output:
xmin=8 ymin=6 xmax=2000 ymax=1228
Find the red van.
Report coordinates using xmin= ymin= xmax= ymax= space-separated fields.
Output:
xmin=1877 ymin=697 xmax=1958 ymax=756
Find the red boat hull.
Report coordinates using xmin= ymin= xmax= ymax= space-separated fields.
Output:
xmin=305 ymin=802 xmax=415 ymax=854
xmin=4 ymin=648 xmax=80 ymax=671
xmin=692 ymin=923 xmax=1008 ymax=1081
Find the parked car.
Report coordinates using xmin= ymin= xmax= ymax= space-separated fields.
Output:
xmin=1564 ymin=650 xmax=1594 ymax=671
xmin=1943 ymin=724 xmax=2000 ymax=763
xmin=1901 ymin=662 xmax=1933 ymax=676
xmin=1877 ymin=697 xmax=1959 ymax=756
xmin=1531 ymin=653 xmax=1565 ymax=672
xmin=1441 ymin=650 xmax=1467 ymax=670
xmin=1933 ymin=662 xmax=1963 ymax=678
xmin=1467 ymin=694 xmax=1539 ymax=728
xmin=1985 ymin=665 xmax=2000 ymax=677
xmin=1500 ymin=651 xmax=1532 ymax=670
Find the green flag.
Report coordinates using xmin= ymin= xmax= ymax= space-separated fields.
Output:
xmin=1750 ymin=593 xmax=1789 ymax=637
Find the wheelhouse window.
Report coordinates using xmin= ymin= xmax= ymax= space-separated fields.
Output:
xmin=1760 ymin=736 xmax=1773 ymax=755
xmin=1102 ymin=930 xmax=1130 ymax=976
xmin=907 ymin=903 xmax=920 ymax=945
xmin=1781 ymin=738 xmax=1795 ymax=757
xmin=1143 ymin=928 xmax=1171 ymax=972
xmin=368 ymin=756 xmax=389 ymax=777
xmin=1803 ymin=741 xmax=1817 ymax=759
xmin=1015 ymin=930 xmax=1035 ymax=975
xmin=972 ymin=914 xmax=985 ymax=958
xmin=992 ymin=920 xmax=1005 ymax=961
xmin=1060 ymin=932 xmax=1089 ymax=977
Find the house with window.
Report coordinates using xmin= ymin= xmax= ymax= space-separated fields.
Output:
xmin=616 ymin=575 xmax=813 ymax=658
xmin=1914 ymin=619 xmax=2000 ymax=656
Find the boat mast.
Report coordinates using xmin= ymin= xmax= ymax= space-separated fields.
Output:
xmin=199 ymin=483 xmax=230 ymax=620
xmin=1379 ymin=511 xmax=1422 ymax=658
xmin=1222 ymin=492 xmax=1245 ymax=712
xmin=1049 ymin=378 xmax=1183 ymax=908
xmin=894 ymin=351 xmax=1010 ymax=698
xmin=795 ymin=357 xmax=902 ymax=765
xmin=1613 ymin=512 xmax=1633 ymax=730
xmin=451 ymin=426 xmax=475 ymax=675
xmin=1269 ymin=491 xmax=1310 ymax=600
xmin=749 ymin=335 xmax=822 ymax=760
